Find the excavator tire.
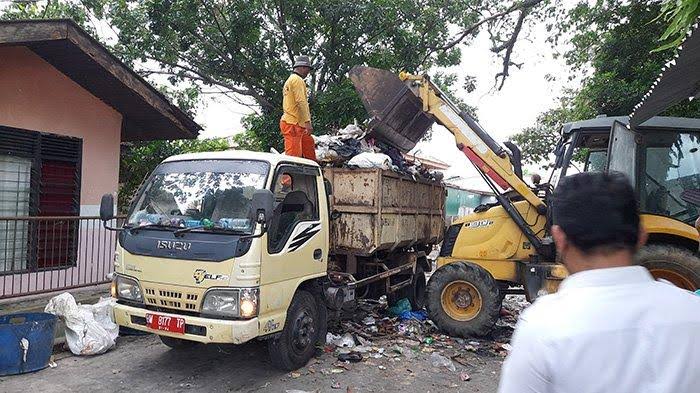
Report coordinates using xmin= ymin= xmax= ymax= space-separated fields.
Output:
xmin=636 ymin=244 xmax=700 ymax=291
xmin=426 ymin=261 xmax=501 ymax=337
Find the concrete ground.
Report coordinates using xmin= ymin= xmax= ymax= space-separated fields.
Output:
xmin=0 ymin=333 xmax=504 ymax=393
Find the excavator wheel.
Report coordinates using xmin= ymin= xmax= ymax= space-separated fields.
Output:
xmin=636 ymin=244 xmax=700 ymax=290
xmin=426 ymin=261 xmax=501 ymax=337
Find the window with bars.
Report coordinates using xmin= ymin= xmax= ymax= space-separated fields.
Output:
xmin=0 ymin=126 xmax=82 ymax=273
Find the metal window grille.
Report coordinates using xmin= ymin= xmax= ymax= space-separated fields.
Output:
xmin=0 ymin=126 xmax=82 ymax=274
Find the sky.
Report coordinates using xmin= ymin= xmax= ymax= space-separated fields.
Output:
xmin=195 ymin=18 xmax=573 ymax=191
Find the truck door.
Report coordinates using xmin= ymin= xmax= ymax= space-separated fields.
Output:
xmin=258 ymin=164 xmax=327 ymax=327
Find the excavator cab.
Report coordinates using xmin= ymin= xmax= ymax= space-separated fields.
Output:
xmin=552 ymin=116 xmax=700 ymax=290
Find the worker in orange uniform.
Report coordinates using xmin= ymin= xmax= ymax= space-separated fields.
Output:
xmin=280 ymin=55 xmax=317 ymax=161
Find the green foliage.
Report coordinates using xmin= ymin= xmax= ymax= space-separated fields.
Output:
xmin=1 ymin=0 xmax=98 ymax=28
xmin=515 ymin=0 xmax=700 ymax=168
xmin=118 ymin=139 xmax=230 ymax=212
xmin=512 ymin=96 xmax=575 ymax=167
xmin=655 ymin=0 xmax=700 ymax=51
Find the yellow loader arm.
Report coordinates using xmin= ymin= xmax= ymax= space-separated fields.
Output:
xmin=397 ymin=71 xmax=544 ymax=210
xmin=349 ymin=66 xmax=549 ymax=255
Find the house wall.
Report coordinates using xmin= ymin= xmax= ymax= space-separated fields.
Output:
xmin=0 ymin=46 xmax=122 ymax=215
xmin=0 ymin=46 xmax=123 ymax=298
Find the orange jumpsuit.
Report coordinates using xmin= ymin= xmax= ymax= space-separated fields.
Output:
xmin=280 ymin=73 xmax=317 ymax=161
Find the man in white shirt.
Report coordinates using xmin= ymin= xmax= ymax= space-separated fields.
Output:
xmin=498 ymin=172 xmax=700 ymax=393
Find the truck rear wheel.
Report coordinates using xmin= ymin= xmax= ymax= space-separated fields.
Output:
xmin=393 ymin=265 xmax=427 ymax=310
xmin=426 ymin=262 xmax=501 ymax=337
xmin=636 ymin=244 xmax=700 ymax=290
xmin=159 ymin=335 xmax=197 ymax=350
xmin=268 ymin=290 xmax=320 ymax=371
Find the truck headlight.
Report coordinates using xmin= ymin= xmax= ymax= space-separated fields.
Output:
xmin=115 ymin=275 xmax=143 ymax=303
xmin=201 ymin=288 xmax=259 ymax=319
xmin=239 ymin=288 xmax=259 ymax=318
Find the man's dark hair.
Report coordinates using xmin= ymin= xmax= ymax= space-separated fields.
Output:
xmin=552 ymin=172 xmax=640 ymax=254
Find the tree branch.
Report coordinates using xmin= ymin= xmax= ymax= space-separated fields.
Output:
xmin=273 ymin=0 xmax=296 ymax=64
xmin=422 ymin=0 xmax=543 ymax=80
xmin=493 ymin=8 xmax=528 ymax=90
xmin=139 ymin=55 xmax=274 ymax=110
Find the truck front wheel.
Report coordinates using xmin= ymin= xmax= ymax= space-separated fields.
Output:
xmin=268 ymin=290 xmax=320 ymax=370
xmin=426 ymin=262 xmax=501 ymax=337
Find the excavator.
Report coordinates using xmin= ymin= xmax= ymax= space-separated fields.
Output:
xmin=349 ymin=66 xmax=700 ymax=337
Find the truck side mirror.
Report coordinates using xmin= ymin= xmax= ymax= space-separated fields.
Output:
xmin=100 ymin=193 xmax=115 ymax=222
xmin=252 ymin=190 xmax=274 ymax=229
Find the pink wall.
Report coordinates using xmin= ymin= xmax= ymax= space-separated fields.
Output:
xmin=0 ymin=46 xmax=124 ymax=299
xmin=0 ymin=46 xmax=122 ymax=209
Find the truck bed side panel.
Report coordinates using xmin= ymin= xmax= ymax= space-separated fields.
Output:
xmin=324 ymin=168 xmax=444 ymax=256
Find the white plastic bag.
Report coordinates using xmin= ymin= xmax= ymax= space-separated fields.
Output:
xmin=45 ymin=293 xmax=118 ymax=355
xmin=337 ymin=124 xmax=365 ymax=140
xmin=430 ymin=352 xmax=456 ymax=372
xmin=347 ymin=152 xmax=392 ymax=169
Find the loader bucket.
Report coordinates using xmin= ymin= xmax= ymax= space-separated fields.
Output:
xmin=349 ymin=66 xmax=434 ymax=151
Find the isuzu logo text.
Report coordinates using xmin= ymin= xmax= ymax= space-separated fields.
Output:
xmin=157 ymin=240 xmax=192 ymax=251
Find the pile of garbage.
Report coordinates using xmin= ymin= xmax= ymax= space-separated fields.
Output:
xmin=308 ymin=295 xmax=522 ymax=387
xmin=314 ymin=124 xmax=443 ymax=182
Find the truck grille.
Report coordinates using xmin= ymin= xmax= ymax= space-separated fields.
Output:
xmin=440 ymin=223 xmax=462 ymax=257
xmin=142 ymin=284 xmax=203 ymax=312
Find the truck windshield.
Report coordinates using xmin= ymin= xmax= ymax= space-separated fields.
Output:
xmin=127 ymin=159 xmax=269 ymax=234
xmin=640 ymin=131 xmax=700 ymax=224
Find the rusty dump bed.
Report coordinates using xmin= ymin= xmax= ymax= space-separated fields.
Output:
xmin=323 ymin=167 xmax=445 ymax=256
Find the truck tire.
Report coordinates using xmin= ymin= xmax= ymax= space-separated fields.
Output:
xmin=268 ymin=290 xmax=320 ymax=371
xmin=426 ymin=261 xmax=501 ymax=337
xmin=392 ymin=265 xmax=427 ymax=310
xmin=408 ymin=265 xmax=427 ymax=310
xmin=636 ymin=244 xmax=700 ymax=290
xmin=159 ymin=335 xmax=197 ymax=350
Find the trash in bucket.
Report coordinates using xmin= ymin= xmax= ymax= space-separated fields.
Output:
xmin=0 ymin=312 xmax=57 ymax=376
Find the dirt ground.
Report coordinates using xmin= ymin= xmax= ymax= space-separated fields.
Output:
xmin=0 ymin=333 xmax=504 ymax=393
xmin=0 ymin=295 xmax=527 ymax=393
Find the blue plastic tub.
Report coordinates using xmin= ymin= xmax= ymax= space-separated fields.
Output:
xmin=0 ymin=312 xmax=57 ymax=376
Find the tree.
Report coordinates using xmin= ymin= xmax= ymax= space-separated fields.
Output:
xmin=513 ymin=0 xmax=700 ymax=168
xmin=35 ymin=0 xmax=547 ymax=150
xmin=3 ymin=0 xmax=553 ymax=199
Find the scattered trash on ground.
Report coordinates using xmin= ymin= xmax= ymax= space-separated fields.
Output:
xmin=44 ymin=293 xmax=118 ymax=356
xmin=311 ymin=294 xmax=530 ymax=382
xmin=430 ymin=352 xmax=456 ymax=372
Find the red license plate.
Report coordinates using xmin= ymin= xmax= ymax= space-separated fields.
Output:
xmin=146 ymin=313 xmax=185 ymax=334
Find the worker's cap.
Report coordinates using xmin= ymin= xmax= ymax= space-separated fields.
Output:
xmin=293 ymin=55 xmax=314 ymax=69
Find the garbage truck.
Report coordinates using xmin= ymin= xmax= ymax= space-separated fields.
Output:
xmin=100 ymin=151 xmax=444 ymax=370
